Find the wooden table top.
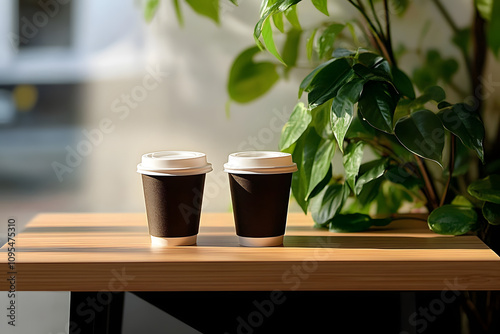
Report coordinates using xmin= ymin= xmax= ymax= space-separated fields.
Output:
xmin=1 ymin=213 xmax=499 ymax=291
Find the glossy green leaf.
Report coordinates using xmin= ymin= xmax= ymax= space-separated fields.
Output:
xmin=346 ymin=116 xmax=376 ymax=139
xmin=343 ymin=141 xmax=365 ymax=191
xmin=284 ymin=4 xmax=301 ymax=30
xmin=308 ymin=139 xmax=336 ymax=197
xmin=291 ymin=128 xmax=322 ymax=213
xmin=309 ymin=164 xmax=332 ymax=199
xmin=413 ymin=86 xmax=446 ymax=106
xmin=306 ymin=28 xmax=317 ymax=61
xmin=468 ymin=175 xmax=500 ymax=204
xmin=282 ymin=29 xmax=301 ymax=75
xmin=358 ymin=81 xmax=398 ymax=134
xmin=451 ymin=195 xmax=474 ymax=207
xmin=298 ymin=59 xmax=334 ymax=98
xmin=311 ymin=99 xmax=333 ymax=139
xmin=428 ymin=205 xmax=477 ymax=235
xmin=331 ymin=79 xmax=364 ymax=151
xmin=483 ymin=201 xmax=500 ymax=225
xmin=353 ymin=63 xmax=392 ymax=82
xmin=328 ymin=213 xmax=373 ymax=232
xmin=272 ymin=12 xmax=284 ymax=33
xmin=144 ymin=0 xmax=160 ymax=22
xmin=310 ymin=183 xmax=349 ymax=225
xmin=384 ymin=166 xmax=423 ymax=189
xmin=394 ymin=109 xmax=445 ymax=166
xmin=227 ymin=46 xmax=279 ymax=103
xmin=438 ymin=103 xmax=485 ymax=163
xmin=488 ymin=0 xmax=500 ymax=56
xmin=355 ymin=158 xmax=388 ymax=195
xmin=307 ymin=58 xmax=354 ymax=107
xmin=357 ymin=177 xmax=383 ymax=206
xmin=185 ymin=0 xmax=219 ymax=24
xmin=312 ymin=0 xmax=329 ymax=16
xmin=318 ymin=24 xmax=344 ymax=59
xmin=279 ymin=102 xmax=311 ymax=150
xmin=254 ymin=0 xmax=301 ymax=42
xmin=392 ymin=67 xmax=415 ymax=99
xmin=262 ymin=19 xmax=285 ymax=64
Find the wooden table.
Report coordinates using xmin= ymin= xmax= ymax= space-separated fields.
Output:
xmin=2 ymin=213 xmax=500 ymax=333
xmin=1 ymin=212 xmax=499 ymax=291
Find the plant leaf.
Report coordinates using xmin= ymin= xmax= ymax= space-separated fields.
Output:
xmin=291 ymin=128 xmax=322 ymax=213
xmin=282 ymin=29 xmax=301 ymax=75
xmin=272 ymin=12 xmax=285 ymax=33
xmin=284 ymin=4 xmax=301 ymax=30
xmin=394 ymin=109 xmax=445 ymax=166
xmin=355 ymin=158 xmax=388 ymax=195
xmin=483 ymin=201 xmax=500 ymax=225
xmin=451 ymin=195 xmax=474 ymax=207
xmin=468 ymin=175 xmax=500 ymax=204
xmin=307 ymin=58 xmax=354 ymax=107
xmin=438 ymin=103 xmax=485 ymax=163
xmin=172 ymin=0 xmax=184 ymax=26
xmin=392 ymin=67 xmax=415 ymax=99
xmin=279 ymin=102 xmax=311 ymax=150
xmin=318 ymin=24 xmax=344 ymax=59
xmin=475 ymin=0 xmax=493 ymax=20
xmin=358 ymin=81 xmax=399 ymax=134
xmin=312 ymin=0 xmax=329 ymax=16
xmin=343 ymin=141 xmax=365 ymax=190
xmin=331 ymin=79 xmax=364 ymax=151
xmin=144 ymin=0 xmax=160 ymax=22
xmin=298 ymin=59 xmax=334 ymax=98
xmin=307 ymin=139 xmax=336 ymax=197
xmin=311 ymin=99 xmax=333 ymax=139
xmin=227 ymin=46 xmax=279 ymax=103
xmin=262 ymin=19 xmax=285 ymax=64
xmin=185 ymin=0 xmax=219 ymax=24
xmin=306 ymin=28 xmax=317 ymax=61
xmin=357 ymin=177 xmax=383 ymax=206
xmin=310 ymin=183 xmax=349 ymax=225
xmin=384 ymin=166 xmax=423 ymax=189
xmin=328 ymin=213 xmax=373 ymax=232
xmin=428 ymin=205 xmax=477 ymax=235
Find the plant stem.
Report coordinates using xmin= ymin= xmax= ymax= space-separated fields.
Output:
xmin=416 ymin=156 xmax=439 ymax=210
xmin=440 ymin=135 xmax=456 ymax=206
xmin=383 ymin=0 xmax=396 ymax=66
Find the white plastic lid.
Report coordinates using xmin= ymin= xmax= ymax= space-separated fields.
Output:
xmin=223 ymin=151 xmax=297 ymax=174
xmin=137 ymin=151 xmax=212 ymax=176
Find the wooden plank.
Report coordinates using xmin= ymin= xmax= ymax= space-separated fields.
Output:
xmin=1 ymin=213 xmax=499 ymax=291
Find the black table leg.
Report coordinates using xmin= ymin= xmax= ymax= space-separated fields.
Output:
xmin=69 ymin=291 xmax=125 ymax=334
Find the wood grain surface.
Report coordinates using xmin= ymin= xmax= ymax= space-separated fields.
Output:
xmin=1 ymin=213 xmax=499 ymax=291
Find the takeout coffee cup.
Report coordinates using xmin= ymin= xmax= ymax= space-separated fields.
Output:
xmin=224 ymin=151 xmax=297 ymax=247
xmin=137 ymin=151 xmax=212 ymax=246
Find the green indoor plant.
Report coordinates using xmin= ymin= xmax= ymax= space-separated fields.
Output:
xmin=144 ymin=0 xmax=500 ymax=331
xmin=145 ymin=0 xmax=500 ymax=242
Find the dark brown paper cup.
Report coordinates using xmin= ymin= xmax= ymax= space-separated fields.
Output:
xmin=142 ymin=174 xmax=205 ymax=245
xmin=225 ymin=151 xmax=297 ymax=246
xmin=228 ymin=173 xmax=293 ymax=246
xmin=137 ymin=151 xmax=212 ymax=246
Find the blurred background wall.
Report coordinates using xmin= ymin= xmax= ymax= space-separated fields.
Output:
xmin=0 ymin=0 xmax=495 ymax=332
